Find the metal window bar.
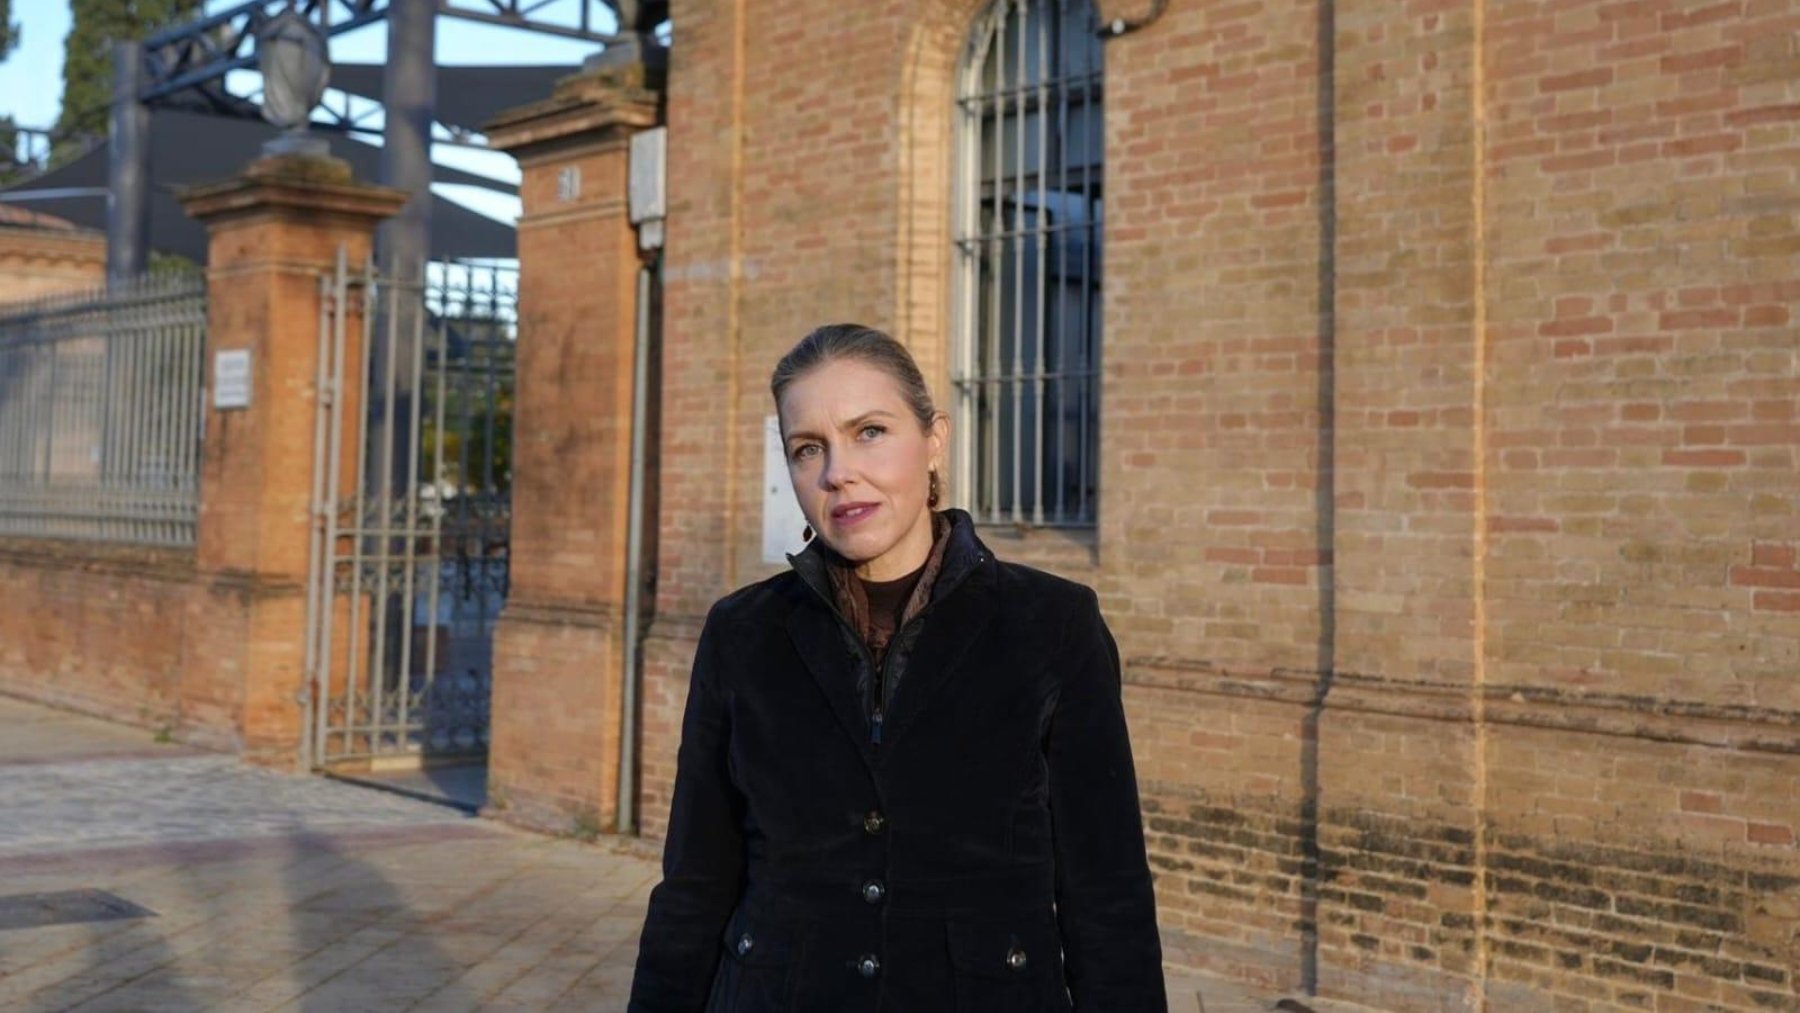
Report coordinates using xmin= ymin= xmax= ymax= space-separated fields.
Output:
xmin=953 ymin=0 xmax=1103 ymax=528
xmin=0 ymin=275 xmax=205 ymax=547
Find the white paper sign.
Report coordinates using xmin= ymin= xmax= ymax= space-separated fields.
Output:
xmin=213 ymin=349 xmax=251 ymax=410
xmin=762 ymin=413 xmax=809 ymax=565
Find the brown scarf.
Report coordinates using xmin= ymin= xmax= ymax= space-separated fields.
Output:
xmin=824 ymin=509 xmax=953 ymax=669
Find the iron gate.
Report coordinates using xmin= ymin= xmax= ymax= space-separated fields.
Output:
xmin=305 ymin=250 xmax=515 ymax=768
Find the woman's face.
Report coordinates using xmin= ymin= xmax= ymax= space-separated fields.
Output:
xmin=779 ymin=357 xmax=947 ymax=580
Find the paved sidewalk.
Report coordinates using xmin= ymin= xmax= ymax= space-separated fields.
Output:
xmin=0 ymin=694 xmax=1349 ymax=1012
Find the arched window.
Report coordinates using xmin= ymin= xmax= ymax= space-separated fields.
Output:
xmin=953 ymin=0 xmax=1104 ymax=528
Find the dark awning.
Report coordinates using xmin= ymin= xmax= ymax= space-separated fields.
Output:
xmin=1 ymin=109 xmax=517 ymax=263
xmin=329 ymin=64 xmax=582 ymax=133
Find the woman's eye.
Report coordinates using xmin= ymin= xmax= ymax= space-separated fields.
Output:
xmin=860 ymin=425 xmax=886 ymax=439
xmin=791 ymin=444 xmax=817 ymax=461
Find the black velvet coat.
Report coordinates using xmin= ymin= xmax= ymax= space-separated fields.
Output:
xmin=627 ymin=507 xmax=1167 ymax=1012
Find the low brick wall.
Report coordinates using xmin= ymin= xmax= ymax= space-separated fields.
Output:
xmin=0 ymin=539 xmax=195 ymax=737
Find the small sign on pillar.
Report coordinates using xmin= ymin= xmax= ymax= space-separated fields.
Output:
xmin=213 ymin=349 xmax=252 ymax=410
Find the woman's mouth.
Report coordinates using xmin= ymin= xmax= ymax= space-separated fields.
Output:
xmin=832 ymin=502 xmax=879 ymax=527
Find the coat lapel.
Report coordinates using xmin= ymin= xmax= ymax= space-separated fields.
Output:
xmin=876 ymin=560 xmax=997 ymax=753
xmin=783 ymin=600 xmax=877 ymax=765
xmin=781 ymin=507 xmax=997 ymax=765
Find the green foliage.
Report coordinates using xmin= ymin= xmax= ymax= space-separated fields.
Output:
xmin=1 ymin=0 xmax=19 ymax=61
xmin=57 ymin=0 xmax=202 ymax=140
xmin=147 ymin=247 xmax=202 ymax=277
xmin=0 ymin=115 xmax=19 ymax=184
xmin=422 ymin=383 xmax=515 ymax=495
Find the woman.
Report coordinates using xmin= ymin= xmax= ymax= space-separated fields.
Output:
xmin=628 ymin=324 xmax=1167 ymax=1012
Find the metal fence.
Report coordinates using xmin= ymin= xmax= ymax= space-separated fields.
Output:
xmin=0 ymin=275 xmax=207 ymax=547
xmin=308 ymin=253 xmax=515 ymax=766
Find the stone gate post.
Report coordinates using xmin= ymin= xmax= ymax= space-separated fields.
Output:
xmin=178 ymin=154 xmax=405 ymax=768
xmin=483 ymin=63 xmax=660 ymax=833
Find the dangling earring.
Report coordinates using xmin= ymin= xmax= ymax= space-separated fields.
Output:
xmin=802 ymin=523 xmax=815 ymax=542
xmin=927 ymin=468 xmax=940 ymax=509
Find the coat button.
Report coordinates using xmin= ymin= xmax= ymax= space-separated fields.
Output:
xmin=736 ymin=932 xmax=754 ymax=955
xmin=857 ymin=953 xmax=880 ymax=978
xmin=862 ymin=810 xmax=886 ymax=834
xmin=1006 ymin=946 xmax=1027 ymax=970
xmin=861 ymin=879 xmax=884 ymax=904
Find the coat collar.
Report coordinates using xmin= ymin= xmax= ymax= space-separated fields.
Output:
xmin=784 ymin=506 xmax=989 ymax=613
xmin=783 ymin=507 xmax=997 ymax=765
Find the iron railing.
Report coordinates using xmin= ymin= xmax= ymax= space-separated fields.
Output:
xmin=308 ymin=254 xmax=515 ymax=765
xmin=0 ymin=275 xmax=206 ymax=546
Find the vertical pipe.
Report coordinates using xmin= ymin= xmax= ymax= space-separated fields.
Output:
xmin=107 ymin=43 xmax=150 ymax=287
xmin=617 ymin=260 xmax=657 ymax=835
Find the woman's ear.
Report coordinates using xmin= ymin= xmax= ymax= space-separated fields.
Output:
xmin=927 ymin=409 xmax=950 ymax=461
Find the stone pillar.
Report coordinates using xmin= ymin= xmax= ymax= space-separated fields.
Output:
xmin=178 ymin=154 xmax=405 ymax=768
xmin=482 ymin=66 xmax=659 ymax=834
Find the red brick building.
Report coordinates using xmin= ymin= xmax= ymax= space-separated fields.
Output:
xmin=503 ymin=1 xmax=1794 ymax=1007
xmin=3 ymin=0 xmax=1789 ymax=1009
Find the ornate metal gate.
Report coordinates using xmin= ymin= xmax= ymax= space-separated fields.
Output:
xmin=305 ymin=250 xmax=515 ymax=768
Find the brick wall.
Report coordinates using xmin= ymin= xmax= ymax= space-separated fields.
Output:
xmin=629 ymin=0 xmax=1800 ymax=1007
xmin=485 ymin=87 xmax=652 ymax=835
xmin=0 ymin=540 xmax=193 ymax=735
xmin=0 ymin=216 xmax=105 ymax=306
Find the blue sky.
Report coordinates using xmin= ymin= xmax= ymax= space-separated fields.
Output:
xmin=0 ymin=1 xmax=616 ymax=223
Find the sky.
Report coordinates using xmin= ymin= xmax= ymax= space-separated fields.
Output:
xmin=0 ymin=0 xmax=617 ymax=223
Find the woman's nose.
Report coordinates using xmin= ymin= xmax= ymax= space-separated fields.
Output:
xmin=821 ymin=453 xmax=857 ymax=489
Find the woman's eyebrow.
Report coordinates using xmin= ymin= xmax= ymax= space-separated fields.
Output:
xmin=785 ymin=410 xmax=898 ymax=443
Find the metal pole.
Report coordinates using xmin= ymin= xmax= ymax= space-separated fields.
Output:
xmin=375 ymin=0 xmax=435 ymax=509
xmin=617 ymin=259 xmax=658 ymax=836
xmin=378 ymin=0 xmax=435 ymax=289
xmin=107 ymin=42 xmax=150 ymax=286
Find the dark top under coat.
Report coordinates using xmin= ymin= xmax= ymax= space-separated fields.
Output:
xmin=859 ymin=556 xmax=926 ymax=669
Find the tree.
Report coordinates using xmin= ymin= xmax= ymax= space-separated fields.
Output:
xmin=1 ymin=0 xmax=19 ymax=61
xmin=56 ymin=0 xmax=201 ymax=141
xmin=0 ymin=116 xmax=19 ymax=184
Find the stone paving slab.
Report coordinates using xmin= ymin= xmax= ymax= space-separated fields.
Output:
xmin=0 ymin=693 xmax=1370 ymax=1012
xmin=0 ymin=755 xmax=471 ymax=856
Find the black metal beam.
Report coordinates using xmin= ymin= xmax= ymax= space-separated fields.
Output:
xmin=138 ymin=0 xmax=640 ymax=105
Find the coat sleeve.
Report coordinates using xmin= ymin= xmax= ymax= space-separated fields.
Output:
xmin=1047 ymin=585 xmax=1169 ymax=1011
xmin=627 ymin=602 xmax=747 ymax=1013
